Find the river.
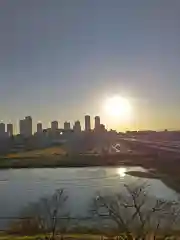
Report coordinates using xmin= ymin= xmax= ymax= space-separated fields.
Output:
xmin=0 ymin=166 xmax=178 ymax=229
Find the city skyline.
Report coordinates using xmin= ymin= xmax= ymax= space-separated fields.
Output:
xmin=0 ymin=1 xmax=180 ymax=131
xmin=1 ymin=108 xmax=180 ymax=135
xmin=0 ymin=115 xmax=106 ymax=135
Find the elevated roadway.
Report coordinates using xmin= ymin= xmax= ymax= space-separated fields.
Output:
xmin=121 ymin=137 xmax=180 ymax=154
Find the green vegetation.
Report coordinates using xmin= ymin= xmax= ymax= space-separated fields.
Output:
xmin=0 ymin=236 xmax=38 ymax=240
xmin=6 ymin=147 xmax=66 ymax=158
xmin=0 ymin=155 xmax=102 ymax=168
xmin=0 ymin=234 xmax=119 ymax=239
xmin=0 ymin=149 xmax=156 ymax=169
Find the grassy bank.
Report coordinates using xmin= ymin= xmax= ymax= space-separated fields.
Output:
xmin=0 ymin=156 xmax=101 ymax=169
xmin=0 ymin=151 xmax=157 ymax=169
xmin=1 ymin=148 xmax=180 ymax=194
xmin=0 ymin=234 xmax=103 ymax=240
xmin=2 ymin=232 xmax=180 ymax=239
xmin=126 ymin=167 xmax=180 ymax=194
xmin=126 ymin=170 xmax=162 ymax=179
xmin=6 ymin=147 xmax=66 ymax=158
xmin=0 ymin=236 xmax=36 ymax=240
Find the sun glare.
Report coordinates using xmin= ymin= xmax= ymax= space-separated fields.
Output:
xmin=117 ymin=167 xmax=127 ymax=177
xmin=104 ymin=96 xmax=132 ymax=119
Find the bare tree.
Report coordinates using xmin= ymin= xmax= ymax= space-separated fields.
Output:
xmin=10 ymin=189 xmax=69 ymax=240
xmin=92 ymin=182 xmax=180 ymax=239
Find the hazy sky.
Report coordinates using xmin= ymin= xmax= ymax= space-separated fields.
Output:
xmin=0 ymin=0 xmax=180 ymax=132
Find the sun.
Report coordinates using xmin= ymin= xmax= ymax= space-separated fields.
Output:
xmin=104 ymin=96 xmax=132 ymax=119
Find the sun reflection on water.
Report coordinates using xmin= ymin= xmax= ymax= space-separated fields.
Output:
xmin=117 ymin=167 xmax=127 ymax=177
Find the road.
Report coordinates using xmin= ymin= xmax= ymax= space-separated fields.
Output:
xmin=90 ymin=140 xmax=133 ymax=154
xmin=122 ymin=137 xmax=180 ymax=154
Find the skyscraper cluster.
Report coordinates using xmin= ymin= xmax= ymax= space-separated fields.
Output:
xmin=40 ymin=115 xmax=105 ymax=135
xmin=0 ymin=122 xmax=13 ymax=138
xmin=0 ymin=115 xmax=105 ymax=139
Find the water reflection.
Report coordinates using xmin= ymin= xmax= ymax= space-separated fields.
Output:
xmin=0 ymin=166 xmax=178 ymax=230
xmin=117 ymin=167 xmax=127 ymax=177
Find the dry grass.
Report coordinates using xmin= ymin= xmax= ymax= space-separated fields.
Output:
xmin=6 ymin=147 xmax=66 ymax=159
xmin=0 ymin=234 xmax=104 ymax=240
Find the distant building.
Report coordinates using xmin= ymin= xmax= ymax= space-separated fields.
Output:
xmin=37 ymin=122 xmax=43 ymax=134
xmin=19 ymin=116 xmax=32 ymax=137
xmin=7 ymin=123 xmax=13 ymax=137
xmin=19 ymin=119 xmax=25 ymax=136
xmin=94 ymin=116 xmax=100 ymax=131
xmin=73 ymin=121 xmax=81 ymax=133
xmin=25 ymin=116 xmax=32 ymax=137
xmin=0 ymin=122 xmax=5 ymax=138
xmin=51 ymin=121 xmax=58 ymax=132
xmin=100 ymin=124 xmax=105 ymax=132
xmin=85 ymin=115 xmax=91 ymax=131
xmin=64 ymin=121 xmax=71 ymax=130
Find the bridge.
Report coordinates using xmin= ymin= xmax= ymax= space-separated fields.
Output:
xmin=121 ymin=137 xmax=180 ymax=154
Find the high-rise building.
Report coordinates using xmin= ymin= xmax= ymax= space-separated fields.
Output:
xmin=64 ymin=121 xmax=71 ymax=130
xmin=20 ymin=116 xmax=32 ymax=137
xmin=51 ymin=121 xmax=58 ymax=132
xmin=37 ymin=122 xmax=43 ymax=134
xmin=85 ymin=115 xmax=91 ymax=131
xmin=7 ymin=123 xmax=13 ymax=137
xmin=94 ymin=116 xmax=100 ymax=131
xmin=73 ymin=121 xmax=81 ymax=133
xmin=20 ymin=119 xmax=25 ymax=136
xmin=0 ymin=122 xmax=5 ymax=138
xmin=100 ymin=124 xmax=105 ymax=132
xmin=25 ymin=116 xmax=32 ymax=137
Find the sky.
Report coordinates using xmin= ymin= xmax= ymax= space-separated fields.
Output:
xmin=0 ymin=0 xmax=180 ymax=132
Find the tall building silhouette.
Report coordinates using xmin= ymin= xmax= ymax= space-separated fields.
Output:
xmin=37 ymin=122 xmax=43 ymax=134
xmin=7 ymin=123 xmax=13 ymax=137
xmin=20 ymin=116 xmax=32 ymax=137
xmin=94 ymin=116 xmax=100 ymax=131
xmin=0 ymin=122 xmax=5 ymax=138
xmin=85 ymin=115 xmax=91 ymax=131
xmin=20 ymin=119 xmax=25 ymax=136
xmin=51 ymin=121 xmax=58 ymax=132
xmin=25 ymin=116 xmax=32 ymax=137
xmin=64 ymin=121 xmax=71 ymax=130
xmin=73 ymin=121 xmax=81 ymax=133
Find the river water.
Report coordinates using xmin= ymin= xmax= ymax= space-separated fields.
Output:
xmin=0 ymin=166 xmax=178 ymax=229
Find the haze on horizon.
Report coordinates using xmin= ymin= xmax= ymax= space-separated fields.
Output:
xmin=0 ymin=0 xmax=180 ymax=132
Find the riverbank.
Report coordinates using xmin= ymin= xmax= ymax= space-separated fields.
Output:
xmin=126 ymin=167 xmax=180 ymax=194
xmin=1 ymin=151 xmax=180 ymax=194
xmin=126 ymin=170 xmax=161 ymax=179
xmin=1 ymin=231 xmax=180 ymax=239
xmin=0 ymin=234 xmax=104 ymax=240
xmin=0 ymin=152 xmax=157 ymax=169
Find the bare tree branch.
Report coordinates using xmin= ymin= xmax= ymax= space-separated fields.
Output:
xmin=92 ymin=182 xmax=180 ymax=239
xmin=10 ymin=189 xmax=69 ymax=240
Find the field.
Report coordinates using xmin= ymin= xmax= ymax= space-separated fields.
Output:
xmin=6 ymin=147 xmax=66 ymax=159
xmin=0 ymin=151 xmax=154 ymax=169
xmin=0 ymin=234 xmax=113 ymax=240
